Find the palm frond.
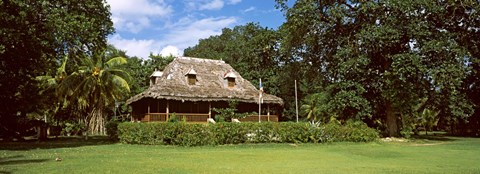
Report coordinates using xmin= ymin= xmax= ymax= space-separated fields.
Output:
xmin=106 ymin=57 xmax=128 ymax=68
xmin=106 ymin=68 xmax=132 ymax=82
xmin=112 ymin=75 xmax=131 ymax=93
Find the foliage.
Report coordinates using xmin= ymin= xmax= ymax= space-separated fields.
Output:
xmin=275 ymin=0 xmax=479 ymax=136
xmin=105 ymin=120 xmax=120 ymax=141
xmin=61 ymin=122 xmax=85 ymax=136
xmin=0 ymin=0 xmax=113 ymax=139
xmin=212 ymin=108 xmax=236 ymax=122
xmin=401 ymin=98 xmax=441 ymax=137
xmin=212 ymin=100 xmax=255 ymax=122
xmin=300 ymin=92 xmax=333 ymax=125
xmin=117 ymin=122 xmax=379 ymax=146
xmin=167 ymin=113 xmax=179 ymax=123
xmin=417 ymin=109 xmax=440 ymax=135
xmin=57 ymin=48 xmax=131 ymax=136
xmin=123 ymin=55 xmax=175 ymax=97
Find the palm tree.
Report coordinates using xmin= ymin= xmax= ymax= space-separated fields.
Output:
xmin=300 ymin=92 xmax=330 ymax=126
xmin=35 ymin=55 xmax=69 ymax=123
xmin=58 ymin=49 xmax=131 ymax=136
xmin=411 ymin=98 xmax=440 ymax=135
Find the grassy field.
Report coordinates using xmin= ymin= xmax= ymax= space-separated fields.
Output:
xmin=1 ymin=135 xmax=479 ymax=174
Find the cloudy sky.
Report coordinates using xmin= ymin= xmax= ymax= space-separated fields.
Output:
xmin=105 ymin=0 xmax=287 ymax=59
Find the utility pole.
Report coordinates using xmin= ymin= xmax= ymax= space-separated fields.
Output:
xmin=295 ymin=80 xmax=298 ymax=122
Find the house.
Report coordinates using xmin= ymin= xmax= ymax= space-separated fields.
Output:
xmin=126 ymin=56 xmax=284 ymax=123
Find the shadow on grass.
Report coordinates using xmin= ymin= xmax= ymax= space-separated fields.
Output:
xmin=0 ymin=155 xmax=49 ymax=174
xmin=0 ymin=156 xmax=49 ymax=165
xmin=411 ymin=134 xmax=456 ymax=142
xmin=0 ymin=136 xmax=114 ymax=151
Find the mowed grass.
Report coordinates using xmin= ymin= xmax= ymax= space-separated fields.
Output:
xmin=1 ymin=136 xmax=479 ymax=174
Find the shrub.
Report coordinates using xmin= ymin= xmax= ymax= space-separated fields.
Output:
xmin=106 ymin=120 xmax=120 ymax=141
xmin=62 ymin=122 xmax=85 ymax=136
xmin=323 ymin=120 xmax=380 ymax=142
xmin=167 ymin=113 xmax=179 ymax=123
xmin=118 ymin=121 xmax=379 ymax=146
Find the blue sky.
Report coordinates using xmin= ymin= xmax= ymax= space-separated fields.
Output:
xmin=105 ymin=0 xmax=289 ymax=59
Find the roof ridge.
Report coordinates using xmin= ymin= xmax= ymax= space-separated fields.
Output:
xmin=176 ymin=56 xmax=225 ymax=63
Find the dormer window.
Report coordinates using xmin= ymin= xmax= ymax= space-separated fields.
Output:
xmin=149 ymin=70 xmax=163 ymax=86
xmin=227 ymin=77 xmax=235 ymax=88
xmin=224 ymin=71 xmax=237 ymax=88
xmin=187 ymin=74 xmax=196 ymax=85
xmin=185 ymin=68 xmax=197 ymax=85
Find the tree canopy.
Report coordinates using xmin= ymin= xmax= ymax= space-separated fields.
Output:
xmin=185 ymin=1 xmax=480 ymax=136
xmin=0 ymin=0 xmax=114 ymax=138
xmin=276 ymin=0 xmax=479 ymax=136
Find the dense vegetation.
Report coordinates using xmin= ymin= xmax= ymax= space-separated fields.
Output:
xmin=1 ymin=0 xmax=479 ymax=140
xmin=0 ymin=0 xmax=115 ymax=139
xmin=185 ymin=1 xmax=480 ymax=137
xmin=117 ymin=122 xmax=379 ymax=146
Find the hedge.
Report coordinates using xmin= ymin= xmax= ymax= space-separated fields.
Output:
xmin=117 ymin=121 xmax=379 ymax=146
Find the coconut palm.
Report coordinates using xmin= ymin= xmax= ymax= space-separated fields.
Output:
xmin=300 ymin=92 xmax=330 ymax=126
xmin=58 ymin=49 xmax=131 ymax=136
xmin=409 ymin=98 xmax=439 ymax=135
xmin=35 ymin=55 xmax=69 ymax=123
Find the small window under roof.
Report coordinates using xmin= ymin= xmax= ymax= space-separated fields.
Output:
xmin=149 ymin=70 xmax=163 ymax=86
xmin=227 ymin=77 xmax=235 ymax=88
xmin=185 ymin=68 xmax=197 ymax=85
xmin=224 ymin=71 xmax=236 ymax=88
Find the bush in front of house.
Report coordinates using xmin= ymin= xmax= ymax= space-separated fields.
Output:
xmin=117 ymin=121 xmax=379 ymax=146
xmin=106 ymin=120 xmax=120 ymax=141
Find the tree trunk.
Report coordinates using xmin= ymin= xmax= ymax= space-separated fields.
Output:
xmin=386 ymin=101 xmax=400 ymax=137
xmin=87 ymin=108 xmax=106 ymax=136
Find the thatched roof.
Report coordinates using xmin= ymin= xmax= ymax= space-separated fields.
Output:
xmin=126 ymin=56 xmax=283 ymax=105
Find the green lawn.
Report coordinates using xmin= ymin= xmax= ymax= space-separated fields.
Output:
xmin=1 ymin=136 xmax=479 ymax=174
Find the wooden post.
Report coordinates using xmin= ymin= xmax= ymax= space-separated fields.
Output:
xmin=267 ymin=105 xmax=270 ymax=122
xmin=166 ymin=100 xmax=170 ymax=122
xmin=147 ymin=101 xmax=151 ymax=122
xmin=208 ymin=102 xmax=212 ymax=119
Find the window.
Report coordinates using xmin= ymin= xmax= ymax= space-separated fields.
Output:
xmin=224 ymin=70 xmax=237 ymax=88
xmin=150 ymin=77 xmax=156 ymax=85
xmin=227 ymin=77 xmax=235 ymax=88
xmin=187 ymin=74 xmax=196 ymax=85
xmin=185 ymin=68 xmax=197 ymax=85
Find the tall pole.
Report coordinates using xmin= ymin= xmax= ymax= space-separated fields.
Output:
xmin=259 ymin=78 xmax=262 ymax=123
xmin=295 ymin=80 xmax=298 ymax=122
xmin=259 ymin=96 xmax=261 ymax=123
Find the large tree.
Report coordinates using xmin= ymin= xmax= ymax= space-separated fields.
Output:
xmin=0 ymin=0 xmax=114 ymax=138
xmin=276 ymin=0 xmax=478 ymax=136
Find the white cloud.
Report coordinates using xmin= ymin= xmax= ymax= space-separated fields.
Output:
xmin=185 ymin=0 xmax=240 ymax=11
xmin=228 ymin=0 xmax=242 ymax=4
xmin=108 ymin=16 xmax=237 ymax=59
xmin=163 ymin=16 xmax=237 ymax=49
xmin=160 ymin=45 xmax=180 ymax=57
xmin=106 ymin=0 xmax=173 ymax=33
xmin=199 ymin=0 xmax=224 ymax=10
xmin=242 ymin=6 xmax=255 ymax=13
xmin=108 ymin=34 xmax=159 ymax=59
